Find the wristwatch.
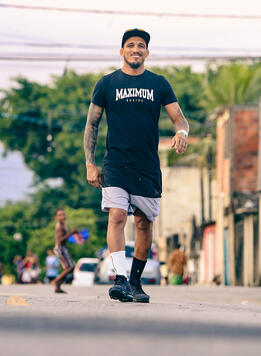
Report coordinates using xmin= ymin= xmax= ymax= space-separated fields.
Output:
xmin=176 ymin=129 xmax=188 ymax=137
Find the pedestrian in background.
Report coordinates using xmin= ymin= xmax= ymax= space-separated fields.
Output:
xmin=45 ymin=249 xmax=59 ymax=283
xmin=22 ymin=250 xmax=40 ymax=283
xmin=84 ymin=28 xmax=189 ymax=303
xmin=53 ymin=208 xmax=77 ymax=293
xmin=169 ymin=244 xmax=187 ymax=285
xmin=13 ymin=255 xmax=24 ymax=283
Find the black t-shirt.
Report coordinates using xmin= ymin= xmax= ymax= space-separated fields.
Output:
xmin=92 ymin=69 xmax=178 ymax=197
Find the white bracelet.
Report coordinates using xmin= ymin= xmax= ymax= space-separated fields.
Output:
xmin=176 ymin=129 xmax=188 ymax=137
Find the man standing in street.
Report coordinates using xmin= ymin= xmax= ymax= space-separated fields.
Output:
xmin=169 ymin=244 xmax=187 ymax=285
xmin=84 ymin=28 xmax=189 ymax=303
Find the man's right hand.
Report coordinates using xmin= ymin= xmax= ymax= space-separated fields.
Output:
xmin=86 ymin=163 xmax=103 ymax=189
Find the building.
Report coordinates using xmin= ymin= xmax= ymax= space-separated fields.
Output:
xmin=214 ymin=103 xmax=261 ymax=286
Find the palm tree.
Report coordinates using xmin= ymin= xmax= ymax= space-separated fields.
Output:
xmin=204 ymin=62 xmax=261 ymax=111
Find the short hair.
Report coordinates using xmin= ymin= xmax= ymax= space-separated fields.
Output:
xmin=55 ymin=208 xmax=64 ymax=215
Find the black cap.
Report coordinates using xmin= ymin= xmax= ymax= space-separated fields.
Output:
xmin=121 ymin=28 xmax=150 ymax=48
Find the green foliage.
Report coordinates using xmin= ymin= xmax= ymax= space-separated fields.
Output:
xmin=151 ymin=66 xmax=207 ymax=136
xmin=0 ymin=203 xmax=107 ymax=273
xmin=0 ymin=202 xmax=32 ymax=274
xmin=204 ymin=62 xmax=261 ymax=111
xmin=0 ymin=71 xmax=106 ymax=184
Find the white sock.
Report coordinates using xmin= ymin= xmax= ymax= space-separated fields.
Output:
xmin=110 ymin=250 xmax=127 ymax=278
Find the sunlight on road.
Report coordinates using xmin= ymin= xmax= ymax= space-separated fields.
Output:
xmin=7 ymin=295 xmax=29 ymax=306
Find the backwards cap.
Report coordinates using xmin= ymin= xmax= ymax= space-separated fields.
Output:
xmin=121 ymin=28 xmax=150 ymax=48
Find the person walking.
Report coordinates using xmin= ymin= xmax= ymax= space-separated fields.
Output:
xmin=13 ymin=256 xmax=24 ymax=283
xmin=84 ymin=28 xmax=189 ymax=303
xmin=53 ymin=208 xmax=77 ymax=293
xmin=45 ymin=249 xmax=59 ymax=283
xmin=169 ymin=244 xmax=187 ymax=285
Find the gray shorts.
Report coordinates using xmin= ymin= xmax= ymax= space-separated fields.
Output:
xmin=102 ymin=187 xmax=160 ymax=222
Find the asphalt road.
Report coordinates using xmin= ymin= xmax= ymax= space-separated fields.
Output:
xmin=0 ymin=284 xmax=261 ymax=356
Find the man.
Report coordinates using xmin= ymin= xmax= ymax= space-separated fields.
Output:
xmin=84 ymin=28 xmax=189 ymax=303
xmin=53 ymin=208 xmax=77 ymax=293
xmin=169 ymin=244 xmax=187 ymax=285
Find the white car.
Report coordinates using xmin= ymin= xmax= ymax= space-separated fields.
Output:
xmin=95 ymin=241 xmax=161 ymax=284
xmin=73 ymin=258 xmax=99 ymax=286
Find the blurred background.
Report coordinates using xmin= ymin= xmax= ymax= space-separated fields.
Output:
xmin=0 ymin=0 xmax=261 ymax=287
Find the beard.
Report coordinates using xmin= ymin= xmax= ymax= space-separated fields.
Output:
xmin=124 ymin=56 xmax=143 ymax=69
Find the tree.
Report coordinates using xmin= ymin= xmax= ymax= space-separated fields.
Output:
xmin=0 ymin=72 xmax=106 ymax=184
xmin=0 ymin=71 xmax=107 ymax=233
xmin=204 ymin=62 xmax=261 ymax=111
xmin=150 ymin=66 xmax=207 ymax=136
xmin=0 ymin=202 xmax=107 ymax=274
xmin=0 ymin=202 xmax=32 ymax=274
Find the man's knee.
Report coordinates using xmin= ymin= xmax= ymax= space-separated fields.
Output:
xmin=135 ymin=216 xmax=152 ymax=234
xmin=108 ymin=208 xmax=127 ymax=227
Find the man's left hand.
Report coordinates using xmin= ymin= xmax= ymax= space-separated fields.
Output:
xmin=171 ymin=133 xmax=188 ymax=154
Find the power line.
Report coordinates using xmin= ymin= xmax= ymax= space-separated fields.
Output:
xmin=0 ymin=55 xmax=260 ymax=62
xmin=0 ymin=41 xmax=261 ymax=54
xmin=0 ymin=41 xmax=116 ymax=49
xmin=0 ymin=3 xmax=260 ymax=20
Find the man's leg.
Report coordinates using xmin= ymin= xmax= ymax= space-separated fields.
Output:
xmin=129 ymin=209 xmax=152 ymax=303
xmin=133 ymin=209 xmax=153 ymax=260
xmin=53 ymin=266 xmax=73 ymax=293
xmin=107 ymin=208 xmax=133 ymax=302
xmin=107 ymin=208 xmax=127 ymax=252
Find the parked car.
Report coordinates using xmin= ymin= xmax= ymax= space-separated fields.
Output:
xmin=73 ymin=258 xmax=99 ymax=286
xmin=95 ymin=241 xmax=161 ymax=284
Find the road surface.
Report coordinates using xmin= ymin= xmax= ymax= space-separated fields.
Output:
xmin=0 ymin=284 xmax=261 ymax=356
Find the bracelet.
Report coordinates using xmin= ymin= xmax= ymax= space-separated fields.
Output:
xmin=176 ymin=129 xmax=188 ymax=137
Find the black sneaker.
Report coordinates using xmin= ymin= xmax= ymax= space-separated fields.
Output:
xmin=130 ymin=281 xmax=150 ymax=303
xmin=109 ymin=275 xmax=133 ymax=302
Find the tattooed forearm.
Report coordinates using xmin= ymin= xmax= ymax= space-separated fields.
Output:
xmin=84 ymin=103 xmax=104 ymax=164
xmin=173 ymin=104 xmax=189 ymax=133
xmin=165 ymin=102 xmax=189 ymax=133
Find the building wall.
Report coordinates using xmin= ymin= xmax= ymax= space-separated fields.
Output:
xmin=125 ymin=165 xmax=203 ymax=241
xmin=232 ymin=108 xmax=259 ymax=192
xmin=155 ymin=166 xmax=202 ymax=238
xmin=216 ymin=109 xmax=231 ymax=278
xmin=216 ymin=110 xmax=231 ymax=197
xmin=202 ymin=224 xmax=216 ymax=284
xmin=215 ymin=104 xmax=260 ymax=286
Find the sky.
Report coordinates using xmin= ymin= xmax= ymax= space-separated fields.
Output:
xmin=0 ymin=0 xmax=261 ymax=89
xmin=0 ymin=0 xmax=261 ymax=204
xmin=0 ymin=143 xmax=33 ymax=206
